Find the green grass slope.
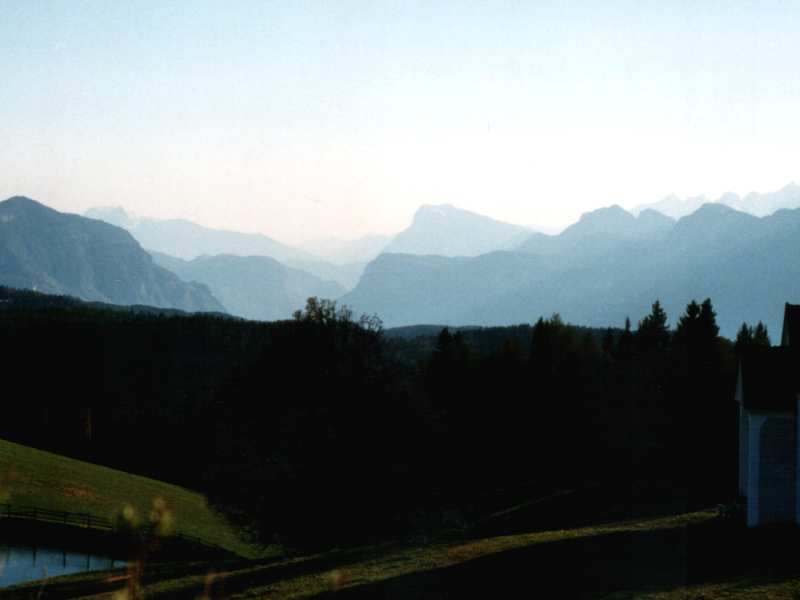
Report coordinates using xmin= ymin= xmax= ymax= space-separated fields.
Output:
xmin=11 ymin=503 xmax=800 ymax=599
xmin=0 ymin=438 xmax=259 ymax=558
xmin=5 ymin=451 xmax=800 ymax=600
xmin=4 ymin=510 xmax=720 ymax=599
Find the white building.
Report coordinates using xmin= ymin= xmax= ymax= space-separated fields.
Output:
xmin=737 ymin=303 xmax=800 ymax=526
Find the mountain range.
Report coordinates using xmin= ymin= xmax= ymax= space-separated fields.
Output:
xmin=632 ymin=182 xmax=800 ymax=219
xmin=0 ymin=198 xmax=223 ymax=313
xmin=150 ymin=252 xmax=345 ymax=322
xmin=343 ymin=203 xmax=800 ymax=338
xmin=83 ymin=203 xmax=543 ymax=290
xmin=85 ymin=207 xmax=364 ymax=290
xmin=7 ymin=186 xmax=800 ymax=336
xmin=383 ymin=204 xmax=531 ymax=257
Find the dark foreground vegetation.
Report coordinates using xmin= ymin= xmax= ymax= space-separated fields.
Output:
xmin=11 ymin=507 xmax=800 ymax=599
xmin=0 ymin=286 xmax=768 ymax=552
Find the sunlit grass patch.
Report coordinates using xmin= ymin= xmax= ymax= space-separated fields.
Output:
xmin=0 ymin=437 xmax=263 ymax=558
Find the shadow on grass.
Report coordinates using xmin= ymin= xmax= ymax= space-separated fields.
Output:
xmin=11 ymin=511 xmax=800 ymax=599
xmin=308 ymin=520 xmax=800 ymax=599
xmin=468 ymin=481 xmax=693 ymax=540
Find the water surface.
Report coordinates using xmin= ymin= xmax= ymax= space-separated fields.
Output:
xmin=0 ymin=545 xmax=122 ymax=588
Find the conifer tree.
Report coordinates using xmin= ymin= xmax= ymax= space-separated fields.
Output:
xmin=698 ymin=298 xmax=720 ymax=342
xmin=735 ymin=321 xmax=771 ymax=353
xmin=734 ymin=323 xmax=753 ymax=355
xmin=753 ymin=322 xmax=771 ymax=347
xmin=637 ymin=300 xmax=670 ymax=352
xmin=675 ymin=300 xmax=701 ymax=344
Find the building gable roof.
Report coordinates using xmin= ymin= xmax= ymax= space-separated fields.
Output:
xmin=738 ymin=347 xmax=800 ymax=412
xmin=782 ymin=304 xmax=800 ymax=347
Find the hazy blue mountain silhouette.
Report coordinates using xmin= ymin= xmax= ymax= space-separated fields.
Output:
xmin=0 ymin=197 xmax=224 ymax=312
xmin=517 ymin=206 xmax=675 ymax=263
xmin=632 ymin=182 xmax=800 ymax=219
xmin=383 ymin=204 xmax=531 ymax=257
xmin=86 ymin=206 xmax=311 ymax=262
xmin=342 ymin=204 xmax=800 ymax=337
xmin=85 ymin=206 xmax=362 ymax=289
xmin=724 ymin=182 xmax=800 ymax=216
xmin=151 ymin=251 xmax=345 ymax=322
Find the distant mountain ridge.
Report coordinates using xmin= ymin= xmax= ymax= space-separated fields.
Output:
xmin=516 ymin=205 xmax=675 ymax=266
xmin=632 ymin=182 xmax=800 ymax=219
xmin=85 ymin=207 xmax=362 ymax=289
xmin=150 ymin=251 xmax=346 ymax=322
xmin=0 ymin=197 xmax=224 ymax=313
xmin=72 ymin=188 xmax=800 ymax=337
xmin=342 ymin=202 xmax=800 ymax=337
xmin=85 ymin=206 xmax=310 ymax=263
xmin=383 ymin=204 xmax=532 ymax=257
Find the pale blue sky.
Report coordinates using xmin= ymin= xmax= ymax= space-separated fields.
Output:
xmin=1 ymin=1 xmax=799 ymax=243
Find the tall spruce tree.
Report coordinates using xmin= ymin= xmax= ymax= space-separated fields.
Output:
xmin=753 ymin=322 xmax=771 ymax=347
xmin=734 ymin=323 xmax=754 ymax=355
xmin=637 ymin=300 xmax=670 ymax=353
xmin=675 ymin=300 xmax=701 ymax=345
xmin=698 ymin=299 xmax=720 ymax=343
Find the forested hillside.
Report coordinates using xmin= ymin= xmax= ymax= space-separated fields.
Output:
xmin=0 ymin=287 xmax=749 ymax=550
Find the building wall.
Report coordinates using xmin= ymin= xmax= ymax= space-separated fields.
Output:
xmin=739 ymin=405 xmax=748 ymax=496
xmin=796 ymin=398 xmax=800 ymax=525
xmin=747 ymin=411 xmax=796 ymax=526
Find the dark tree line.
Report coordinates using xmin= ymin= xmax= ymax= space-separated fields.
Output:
xmin=0 ymin=287 xmax=746 ymax=549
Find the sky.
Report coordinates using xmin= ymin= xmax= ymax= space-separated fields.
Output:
xmin=1 ymin=1 xmax=800 ymax=244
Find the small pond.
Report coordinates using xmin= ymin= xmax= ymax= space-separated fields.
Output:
xmin=0 ymin=545 xmax=123 ymax=588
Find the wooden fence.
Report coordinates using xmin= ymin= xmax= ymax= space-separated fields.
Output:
xmin=0 ymin=503 xmax=224 ymax=552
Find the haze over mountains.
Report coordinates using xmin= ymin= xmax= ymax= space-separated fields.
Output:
xmin=632 ymin=182 xmax=800 ymax=219
xmin=4 ymin=182 xmax=800 ymax=337
xmin=0 ymin=198 xmax=223 ymax=313
xmin=517 ymin=206 xmax=676 ymax=261
xmin=383 ymin=204 xmax=532 ymax=257
xmin=85 ymin=207 xmax=364 ymax=290
xmin=343 ymin=202 xmax=800 ymax=337
xmin=85 ymin=206 xmax=310 ymax=263
xmin=299 ymin=234 xmax=391 ymax=266
xmin=150 ymin=252 xmax=345 ymax=322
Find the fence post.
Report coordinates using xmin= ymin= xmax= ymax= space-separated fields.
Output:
xmin=63 ymin=511 xmax=67 ymax=526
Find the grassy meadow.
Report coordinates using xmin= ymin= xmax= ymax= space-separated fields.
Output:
xmin=3 ymin=508 xmax=769 ymax=599
xmin=4 ymin=455 xmax=800 ymax=599
xmin=0 ymin=438 xmax=262 ymax=558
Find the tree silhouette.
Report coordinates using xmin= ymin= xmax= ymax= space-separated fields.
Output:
xmin=734 ymin=323 xmax=754 ymax=355
xmin=675 ymin=300 xmax=701 ymax=344
xmin=675 ymin=298 xmax=719 ymax=358
xmin=637 ymin=300 xmax=670 ymax=353
xmin=734 ymin=321 xmax=771 ymax=354
xmin=753 ymin=322 xmax=771 ymax=347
